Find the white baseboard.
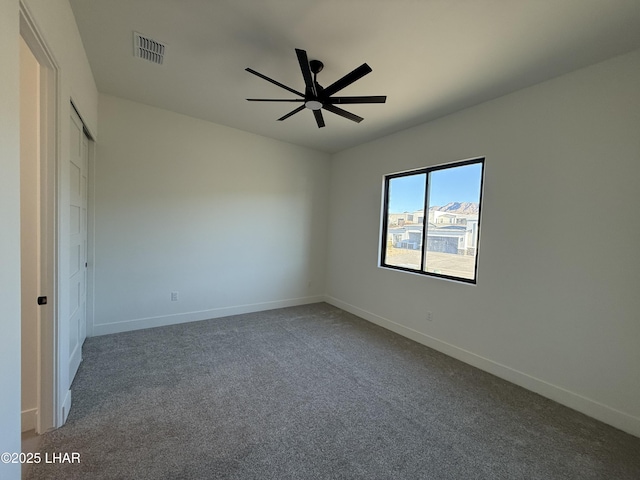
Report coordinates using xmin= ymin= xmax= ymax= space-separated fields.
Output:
xmin=324 ymin=295 xmax=640 ymax=439
xmin=91 ymin=295 xmax=326 ymax=336
xmin=21 ymin=408 xmax=37 ymax=432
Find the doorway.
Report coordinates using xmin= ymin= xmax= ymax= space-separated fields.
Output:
xmin=19 ymin=6 xmax=58 ymax=436
xmin=20 ymin=8 xmax=95 ymax=441
xmin=19 ymin=33 xmax=40 ymax=435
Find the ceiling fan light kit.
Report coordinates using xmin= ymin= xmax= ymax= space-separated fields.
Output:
xmin=305 ymin=100 xmax=323 ymax=111
xmin=246 ymin=48 xmax=386 ymax=128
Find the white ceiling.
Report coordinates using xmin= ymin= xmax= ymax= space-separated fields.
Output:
xmin=69 ymin=0 xmax=640 ymax=154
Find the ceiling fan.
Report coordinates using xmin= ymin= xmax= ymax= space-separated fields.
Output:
xmin=245 ymin=48 xmax=386 ymax=128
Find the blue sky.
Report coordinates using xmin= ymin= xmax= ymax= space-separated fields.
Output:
xmin=388 ymin=163 xmax=483 ymax=212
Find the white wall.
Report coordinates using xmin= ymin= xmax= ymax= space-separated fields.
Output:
xmin=92 ymin=94 xmax=331 ymax=335
xmin=0 ymin=0 xmax=22 ymax=476
xmin=326 ymin=49 xmax=640 ymax=437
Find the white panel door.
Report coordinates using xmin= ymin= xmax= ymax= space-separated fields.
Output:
xmin=68 ymin=108 xmax=88 ymax=382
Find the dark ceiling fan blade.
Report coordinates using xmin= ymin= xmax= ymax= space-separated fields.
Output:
xmin=322 ymin=63 xmax=373 ymax=97
xmin=322 ymin=104 xmax=364 ymax=123
xmin=295 ymin=48 xmax=315 ymax=96
xmin=326 ymin=95 xmax=386 ymax=104
xmin=247 ymin=98 xmax=305 ymax=102
xmin=245 ymin=68 xmax=305 ymax=97
xmin=277 ymin=105 xmax=305 ymax=121
xmin=313 ymin=109 xmax=325 ymax=128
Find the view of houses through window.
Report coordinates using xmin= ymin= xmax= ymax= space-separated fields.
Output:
xmin=381 ymin=158 xmax=485 ymax=283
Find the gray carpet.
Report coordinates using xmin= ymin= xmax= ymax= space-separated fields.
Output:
xmin=27 ymin=303 xmax=640 ymax=479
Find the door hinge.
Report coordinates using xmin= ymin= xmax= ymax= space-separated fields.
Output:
xmin=37 ymin=296 xmax=47 ymax=305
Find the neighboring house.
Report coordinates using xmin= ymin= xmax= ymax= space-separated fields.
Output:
xmin=387 ymin=211 xmax=479 ymax=255
xmin=388 ymin=210 xmax=425 ymax=225
xmin=388 ymin=225 xmax=424 ymax=250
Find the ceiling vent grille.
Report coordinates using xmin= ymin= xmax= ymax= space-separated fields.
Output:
xmin=133 ymin=32 xmax=165 ymax=65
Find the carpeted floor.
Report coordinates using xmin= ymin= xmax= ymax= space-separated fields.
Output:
xmin=27 ymin=303 xmax=640 ymax=479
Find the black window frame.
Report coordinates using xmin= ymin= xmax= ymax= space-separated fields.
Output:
xmin=380 ymin=157 xmax=485 ymax=284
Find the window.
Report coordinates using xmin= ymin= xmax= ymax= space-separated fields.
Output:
xmin=380 ymin=158 xmax=485 ymax=283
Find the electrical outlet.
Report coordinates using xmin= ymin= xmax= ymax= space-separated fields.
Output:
xmin=171 ymin=291 xmax=179 ymax=301
xmin=426 ymin=311 xmax=433 ymax=322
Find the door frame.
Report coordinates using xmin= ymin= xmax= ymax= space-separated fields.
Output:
xmin=19 ymin=1 xmax=59 ymax=433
